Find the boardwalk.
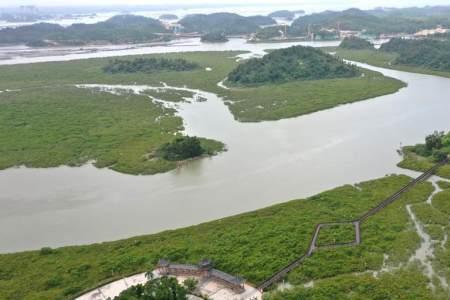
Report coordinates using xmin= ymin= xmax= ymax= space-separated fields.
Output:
xmin=257 ymin=160 xmax=447 ymax=291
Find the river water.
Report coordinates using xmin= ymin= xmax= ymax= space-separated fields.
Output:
xmin=0 ymin=40 xmax=449 ymax=253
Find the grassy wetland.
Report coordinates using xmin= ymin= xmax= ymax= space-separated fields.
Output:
xmin=0 ymin=174 xmax=439 ymax=300
xmin=0 ymin=50 xmax=405 ymax=174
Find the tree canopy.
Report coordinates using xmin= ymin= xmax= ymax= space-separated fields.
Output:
xmin=408 ymin=131 xmax=450 ymax=162
xmin=339 ymin=36 xmax=374 ymax=49
xmin=380 ymin=38 xmax=450 ymax=72
xmin=112 ymin=276 xmax=188 ymax=300
xmin=179 ymin=13 xmax=275 ymax=35
xmin=103 ymin=58 xmax=199 ymax=74
xmin=227 ymin=46 xmax=360 ymax=85
xmin=157 ymin=136 xmax=206 ymax=161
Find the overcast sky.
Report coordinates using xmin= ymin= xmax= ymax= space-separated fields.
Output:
xmin=3 ymin=0 xmax=450 ymax=8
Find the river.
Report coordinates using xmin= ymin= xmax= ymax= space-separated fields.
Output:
xmin=0 ymin=40 xmax=449 ymax=253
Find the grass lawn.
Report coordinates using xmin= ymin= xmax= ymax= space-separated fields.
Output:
xmin=0 ymin=175 xmax=433 ymax=300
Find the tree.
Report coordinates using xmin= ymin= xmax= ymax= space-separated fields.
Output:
xmin=183 ymin=277 xmax=198 ymax=293
xmin=425 ymin=131 xmax=444 ymax=151
xmin=114 ymin=276 xmax=188 ymax=300
xmin=157 ymin=136 xmax=205 ymax=161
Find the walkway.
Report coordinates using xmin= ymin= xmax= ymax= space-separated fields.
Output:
xmin=257 ymin=160 xmax=447 ymax=291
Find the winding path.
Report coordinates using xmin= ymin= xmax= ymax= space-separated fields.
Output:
xmin=257 ymin=160 xmax=448 ymax=291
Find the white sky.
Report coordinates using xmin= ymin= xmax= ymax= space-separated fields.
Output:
xmin=2 ymin=0 xmax=450 ymax=8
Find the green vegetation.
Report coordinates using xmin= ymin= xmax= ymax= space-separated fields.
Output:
xmin=200 ymin=32 xmax=229 ymax=43
xmin=103 ymin=58 xmax=199 ymax=74
xmin=254 ymin=26 xmax=285 ymax=40
xmin=339 ymin=36 xmax=374 ymax=50
xmin=0 ymin=85 xmax=221 ymax=175
xmin=225 ymin=67 xmax=403 ymax=121
xmin=398 ymin=131 xmax=450 ymax=179
xmin=0 ymin=175 xmax=433 ymax=300
xmin=0 ymin=50 xmax=404 ymax=125
xmin=142 ymin=89 xmax=195 ymax=102
xmin=227 ymin=46 xmax=360 ymax=85
xmin=114 ymin=275 xmax=188 ymax=300
xmin=381 ymin=38 xmax=450 ymax=72
xmin=156 ymin=136 xmax=214 ymax=161
xmin=0 ymin=15 xmax=168 ymax=46
xmin=316 ymin=223 xmax=356 ymax=247
xmin=437 ymin=181 xmax=450 ymax=190
xmin=179 ymin=13 xmax=275 ymax=35
xmin=266 ymin=266 xmax=446 ymax=300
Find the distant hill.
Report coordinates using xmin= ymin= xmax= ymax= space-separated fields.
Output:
xmin=268 ymin=10 xmax=296 ymax=20
xmin=179 ymin=13 xmax=275 ymax=35
xmin=339 ymin=36 xmax=374 ymax=49
xmin=0 ymin=15 xmax=168 ymax=46
xmin=290 ymin=7 xmax=450 ymax=36
xmin=367 ymin=5 xmax=450 ymax=18
xmin=227 ymin=46 xmax=360 ymax=85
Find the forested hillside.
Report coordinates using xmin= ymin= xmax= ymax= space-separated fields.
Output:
xmin=381 ymin=38 xmax=450 ymax=71
xmin=179 ymin=13 xmax=275 ymax=35
xmin=0 ymin=15 xmax=167 ymax=46
xmin=227 ymin=46 xmax=359 ymax=85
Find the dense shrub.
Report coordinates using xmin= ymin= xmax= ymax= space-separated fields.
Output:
xmin=114 ymin=276 xmax=188 ymax=300
xmin=157 ymin=136 xmax=205 ymax=161
xmin=201 ymin=32 xmax=229 ymax=43
xmin=381 ymin=38 xmax=450 ymax=71
xmin=339 ymin=36 xmax=374 ymax=50
xmin=103 ymin=58 xmax=199 ymax=74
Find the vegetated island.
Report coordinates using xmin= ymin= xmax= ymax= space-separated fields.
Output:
xmin=200 ymin=32 xmax=229 ymax=43
xmin=0 ymin=49 xmax=403 ymax=174
xmin=178 ymin=13 xmax=275 ymax=35
xmin=339 ymin=36 xmax=374 ymax=50
xmin=335 ymin=37 xmax=450 ymax=78
xmin=399 ymin=131 xmax=450 ymax=179
xmin=0 ymin=15 xmax=169 ymax=47
xmin=3 ymin=168 xmax=450 ymax=299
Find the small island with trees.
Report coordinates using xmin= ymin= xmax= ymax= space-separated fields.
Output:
xmin=227 ymin=45 xmax=360 ymax=85
xmin=339 ymin=36 xmax=374 ymax=50
xmin=159 ymin=14 xmax=178 ymax=20
xmin=200 ymin=31 xmax=229 ymax=43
